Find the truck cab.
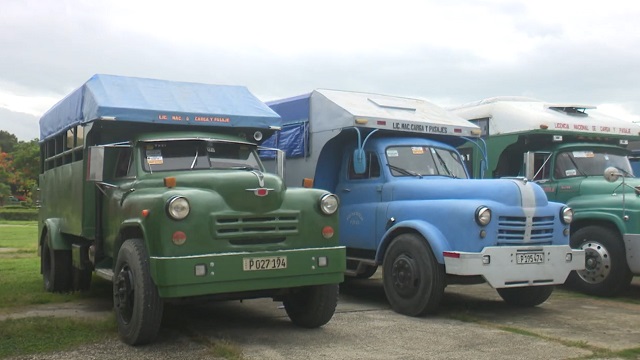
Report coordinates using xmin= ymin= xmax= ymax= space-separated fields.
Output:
xmin=266 ymin=90 xmax=584 ymax=316
xmin=451 ymin=97 xmax=640 ymax=296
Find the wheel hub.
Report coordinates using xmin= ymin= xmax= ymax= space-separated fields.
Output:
xmin=115 ymin=266 xmax=134 ymax=324
xmin=391 ymin=254 xmax=420 ymax=297
xmin=577 ymin=241 xmax=611 ymax=284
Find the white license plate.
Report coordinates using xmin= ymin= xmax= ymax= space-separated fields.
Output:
xmin=243 ymin=256 xmax=287 ymax=271
xmin=516 ymin=252 xmax=544 ymax=264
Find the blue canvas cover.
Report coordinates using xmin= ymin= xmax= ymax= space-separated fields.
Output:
xmin=39 ymin=74 xmax=282 ymax=141
xmin=262 ymin=93 xmax=310 ymax=158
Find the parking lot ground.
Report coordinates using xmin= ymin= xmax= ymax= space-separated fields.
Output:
xmin=150 ymin=275 xmax=638 ymax=359
xmin=4 ymin=276 xmax=639 ymax=360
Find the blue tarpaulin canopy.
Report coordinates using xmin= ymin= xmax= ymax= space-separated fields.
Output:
xmin=262 ymin=93 xmax=310 ymax=158
xmin=39 ymin=74 xmax=282 ymax=141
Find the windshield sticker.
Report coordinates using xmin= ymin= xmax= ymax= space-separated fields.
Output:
xmin=207 ymin=146 xmax=216 ymax=153
xmin=565 ymin=169 xmax=577 ymax=176
xmin=572 ymin=151 xmax=594 ymax=158
xmin=146 ymin=149 xmax=163 ymax=165
xmin=411 ymin=147 xmax=425 ymax=155
xmin=386 ymin=149 xmax=399 ymax=157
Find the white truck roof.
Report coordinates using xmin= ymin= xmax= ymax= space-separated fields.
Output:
xmin=449 ymin=96 xmax=640 ymax=138
xmin=310 ymin=89 xmax=481 ymax=138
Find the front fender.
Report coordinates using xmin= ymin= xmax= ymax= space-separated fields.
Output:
xmin=572 ymin=209 xmax=627 ymax=234
xmin=376 ymin=220 xmax=451 ymax=264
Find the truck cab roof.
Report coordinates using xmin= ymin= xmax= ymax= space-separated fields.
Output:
xmin=449 ymin=96 xmax=640 ymax=140
xmin=39 ymin=74 xmax=281 ymax=141
xmin=268 ymin=89 xmax=480 ymax=138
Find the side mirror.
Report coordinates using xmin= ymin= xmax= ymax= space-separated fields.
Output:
xmin=353 ymin=148 xmax=366 ymax=175
xmin=604 ymin=167 xmax=621 ymax=183
xmin=276 ymin=149 xmax=285 ymax=179
xmin=87 ymin=146 xmax=105 ymax=181
xmin=523 ymin=152 xmax=535 ymax=180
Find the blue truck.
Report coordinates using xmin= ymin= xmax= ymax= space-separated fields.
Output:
xmin=264 ymin=89 xmax=584 ymax=316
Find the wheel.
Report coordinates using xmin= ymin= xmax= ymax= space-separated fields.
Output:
xmin=565 ymin=226 xmax=632 ymax=296
xmin=42 ymin=232 xmax=72 ymax=293
xmin=113 ymin=239 xmax=163 ymax=345
xmin=283 ymin=284 xmax=339 ymax=328
xmin=497 ymin=286 xmax=554 ymax=307
xmin=382 ymin=233 xmax=445 ymax=316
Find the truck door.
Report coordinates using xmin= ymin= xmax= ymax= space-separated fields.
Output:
xmin=335 ymin=150 xmax=383 ymax=250
xmin=100 ymin=147 xmax=136 ymax=255
xmin=526 ymin=151 xmax=560 ymax=200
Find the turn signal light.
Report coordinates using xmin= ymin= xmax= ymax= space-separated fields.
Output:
xmin=322 ymin=226 xmax=334 ymax=239
xmin=172 ymin=231 xmax=187 ymax=245
xmin=164 ymin=177 xmax=177 ymax=188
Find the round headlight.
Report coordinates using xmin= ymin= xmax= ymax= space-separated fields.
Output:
xmin=319 ymin=194 xmax=339 ymax=215
xmin=475 ymin=206 xmax=492 ymax=226
xmin=167 ymin=196 xmax=190 ymax=220
xmin=561 ymin=206 xmax=573 ymax=224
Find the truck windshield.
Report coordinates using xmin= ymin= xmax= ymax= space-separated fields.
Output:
xmin=385 ymin=146 xmax=467 ymax=179
xmin=555 ymin=150 xmax=633 ymax=178
xmin=141 ymin=140 xmax=262 ymax=172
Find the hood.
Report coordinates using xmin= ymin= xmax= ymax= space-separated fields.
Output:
xmin=388 ymin=177 xmax=547 ymax=208
xmin=576 ymin=176 xmax=640 ymax=196
xmin=140 ymin=170 xmax=286 ymax=213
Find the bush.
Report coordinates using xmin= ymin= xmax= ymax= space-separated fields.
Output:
xmin=0 ymin=207 xmax=38 ymax=221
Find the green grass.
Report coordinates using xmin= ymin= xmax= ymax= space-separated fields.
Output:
xmin=0 ymin=222 xmax=111 ymax=311
xmin=0 ymin=222 xmax=116 ymax=357
xmin=0 ymin=316 xmax=116 ymax=358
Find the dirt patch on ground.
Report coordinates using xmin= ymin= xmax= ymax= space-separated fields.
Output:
xmin=0 ymin=298 xmax=113 ymax=321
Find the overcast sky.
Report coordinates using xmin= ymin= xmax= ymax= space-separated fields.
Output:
xmin=1 ymin=0 xmax=639 ymax=141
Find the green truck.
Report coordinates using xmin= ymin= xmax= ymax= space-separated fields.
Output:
xmin=37 ymin=74 xmax=345 ymax=345
xmin=451 ymin=97 xmax=640 ymax=296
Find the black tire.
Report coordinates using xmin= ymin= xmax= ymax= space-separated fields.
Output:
xmin=113 ymin=239 xmax=163 ymax=345
xmin=565 ymin=226 xmax=632 ymax=296
xmin=42 ymin=232 xmax=72 ymax=293
xmin=382 ymin=233 xmax=445 ymax=316
xmin=497 ymin=286 xmax=554 ymax=307
xmin=283 ymin=284 xmax=339 ymax=328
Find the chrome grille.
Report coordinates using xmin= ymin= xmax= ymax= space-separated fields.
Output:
xmin=497 ymin=215 xmax=555 ymax=245
xmin=213 ymin=213 xmax=299 ymax=240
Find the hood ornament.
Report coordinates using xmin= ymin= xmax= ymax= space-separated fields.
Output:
xmin=246 ymin=170 xmax=274 ymax=197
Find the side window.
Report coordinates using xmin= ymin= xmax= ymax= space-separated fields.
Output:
xmin=115 ymin=148 xmax=133 ymax=178
xmin=348 ymin=152 xmax=380 ymax=180
xmin=533 ymin=153 xmax=552 ymax=181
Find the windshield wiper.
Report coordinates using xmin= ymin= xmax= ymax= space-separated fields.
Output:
xmin=387 ymin=164 xmax=422 ymax=178
xmin=230 ymin=165 xmax=257 ymax=171
xmin=567 ymin=153 xmax=588 ymax=177
xmin=432 ymin=150 xmax=456 ymax=178
xmin=190 ymin=149 xmax=199 ymax=169
xmin=614 ymin=166 xmax=635 ymax=178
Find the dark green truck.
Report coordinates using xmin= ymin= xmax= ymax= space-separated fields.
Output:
xmin=38 ymin=74 xmax=345 ymax=345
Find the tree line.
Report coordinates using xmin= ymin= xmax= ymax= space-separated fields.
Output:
xmin=0 ymin=130 xmax=39 ymax=206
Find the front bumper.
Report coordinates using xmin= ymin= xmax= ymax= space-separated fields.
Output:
xmin=443 ymin=245 xmax=585 ymax=288
xmin=149 ymin=246 xmax=346 ymax=298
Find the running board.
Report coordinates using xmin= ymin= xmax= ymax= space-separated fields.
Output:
xmin=345 ymin=256 xmax=377 ymax=277
xmin=95 ymin=268 xmax=114 ymax=282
